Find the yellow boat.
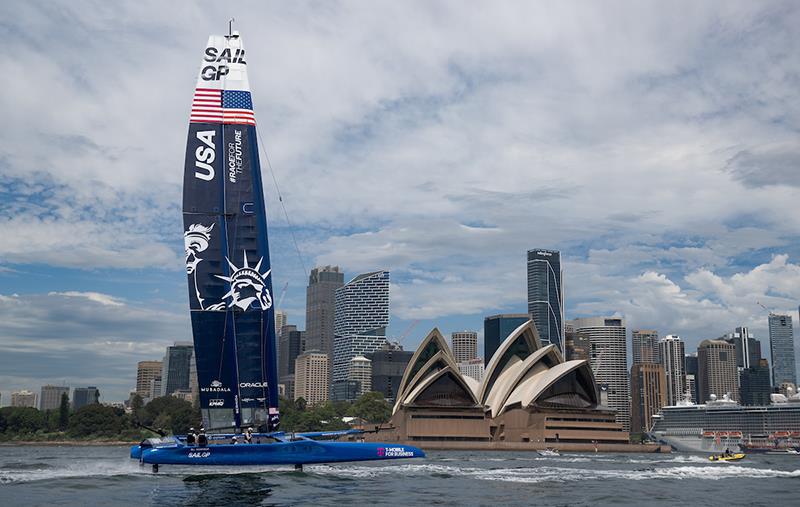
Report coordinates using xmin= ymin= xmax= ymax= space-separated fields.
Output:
xmin=709 ymin=453 xmax=746 ymax=462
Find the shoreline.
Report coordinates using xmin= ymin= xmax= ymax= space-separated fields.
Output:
xmin=0 ymin=441 xmax=137 ymax=446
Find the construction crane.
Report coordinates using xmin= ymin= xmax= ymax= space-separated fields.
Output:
xmin=277 ymin=281 xmax=289 ymax=309
xmin=396 ymin=320 xmax=420 ymax=345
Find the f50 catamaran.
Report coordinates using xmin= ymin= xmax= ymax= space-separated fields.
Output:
xmin=132 ymin=29 xmax=423 ymax=470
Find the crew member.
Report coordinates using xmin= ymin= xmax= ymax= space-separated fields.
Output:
xmin=197 ymin=428 xmax=208 ymax=446
xmin=245 ymin=427 xmax=253 ymax=444
xmin=186 ymin=427 xmax=197 ymax=446
xmin=231 ymin=435 xmax=239 ymax=445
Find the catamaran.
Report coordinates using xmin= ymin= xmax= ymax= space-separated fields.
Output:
xmin=131 ymin=28 xmax=423 ymax=470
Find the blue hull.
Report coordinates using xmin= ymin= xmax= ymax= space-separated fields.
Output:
xmin=138 ymin=440 xmax=424 ymax=466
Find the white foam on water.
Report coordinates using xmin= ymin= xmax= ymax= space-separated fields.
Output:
xmin=470 ymin=464 xmax=800 ymax=483
xmin=0 ymin=460 xmax=144 ymax=484
xmin=308 ymin=462 xmax=467 ymax=479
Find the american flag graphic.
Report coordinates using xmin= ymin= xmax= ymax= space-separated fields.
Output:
xmin=190 ymin=88 xmax=256 ymax=125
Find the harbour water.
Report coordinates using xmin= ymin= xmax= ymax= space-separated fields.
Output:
xmin=2 ymin=446 xmax=799 ymax=506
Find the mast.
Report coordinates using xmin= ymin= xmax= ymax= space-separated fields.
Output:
xmin=182 ymin=31 xmax=280 ymax=431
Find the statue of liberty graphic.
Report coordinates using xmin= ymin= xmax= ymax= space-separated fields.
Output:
xmin=184 ymin=223 xmax=215 ymax=310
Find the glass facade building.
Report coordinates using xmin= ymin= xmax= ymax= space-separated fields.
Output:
xmin=160 ymin=343 xmax=194 ymax=397
xmin=769 ymin=313 xmax=796 ymax=386
xmin=527 ymin=249 xmax=564 ymax=351
xmin=483 ymin=314 xmax=531 ymax=366
xmin=333 ymin=271 xmax=390 ymax=385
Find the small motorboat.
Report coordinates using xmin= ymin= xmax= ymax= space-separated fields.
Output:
xmin=537 ymin=448 xmax=560 ymax=457
xmin=708 ymin=453 xmax=746 ymax=462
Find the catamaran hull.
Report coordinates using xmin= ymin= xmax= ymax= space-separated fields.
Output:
xmin=140 ymin=441 xmax=425 ymax=466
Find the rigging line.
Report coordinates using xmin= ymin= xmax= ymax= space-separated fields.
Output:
xmin=254 ymin=126 xmax=308 ymax=279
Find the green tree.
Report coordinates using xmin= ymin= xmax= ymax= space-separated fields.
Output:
xmin=130 ymin=394 xmax=144 ymax=424
xmin=348 ymin=392 xmax=391 ymax=423
xmin=67 ymin=404 xmax=130 ymax=438
xmin=0 ymin=407 xmax=46 ymax=436
xmin=141 ymin=396 xmax=200 ymax=435
xmin=58 ymin=392 xmax=70 ymax=431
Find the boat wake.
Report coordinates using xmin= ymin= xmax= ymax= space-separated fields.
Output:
xmin=307 ymin=462 xmax=800 ymax=483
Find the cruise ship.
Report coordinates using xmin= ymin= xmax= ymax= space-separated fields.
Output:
xmin=649 ymin=391 xmax=800 ymax=453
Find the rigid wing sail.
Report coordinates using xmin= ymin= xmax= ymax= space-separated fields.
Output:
xmin=182 ymin=31 xmax=279 ymax=432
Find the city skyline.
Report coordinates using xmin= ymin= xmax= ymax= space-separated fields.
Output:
xmin=2 ymin=3 xmax=800 ymax=403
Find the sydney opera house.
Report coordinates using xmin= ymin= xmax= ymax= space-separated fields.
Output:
xmin=373 ymin=320 xmax=628 ymax=445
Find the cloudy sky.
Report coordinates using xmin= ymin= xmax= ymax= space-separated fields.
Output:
xmin=1 ymin=1 xmax=799 ymax=402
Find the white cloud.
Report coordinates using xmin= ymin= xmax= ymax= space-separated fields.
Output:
xmin=1 ymin=3 xmax=799 ymax=392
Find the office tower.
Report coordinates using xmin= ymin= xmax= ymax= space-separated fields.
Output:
xmin=348 ymin=356 xmax=372 ymax=398
xmin=684 ymin=353 xmax=699 ymax=402
xmin=632 ymin=330 xmax=660 ymax=364
xmin=527 ymin=249 xmax=564 ymax=350
xmin=149 ymin=377 xmax=162 ymax=401
xmin=698 ymin=339 xmax=739 ymax=402
xmin=305 ymin=266 xmax=344 ymax=363
xmin=724 ymin=326 xmax=762 ymax=369
xmin=332 ymin=271 xmax=390 ymax=384
xmin=451 ymin=331 xmax=478 ymax=362
xmin=72 ymin=387 xmax=100 ymax=410
xmin=484 ymin=314 xmax=530 ymax=366
xmin=278 ymin=325 xmax=305 ymax=399
xmin=366 ymin=343 xmax=413 ymax=402
xmin=659 ymin=335 xmax=686 ymax=406
xmin=630 ymin=363 xmax=667 ymax=435
xmin=11 ymin=390 xmax=37 ymax=408
xmin=458 ymin=358 xmax=485 ymax=382
xmin=769 ymin=313 xmax=796 ymax=386
xmin=564 ymin=322 xmax=590 ymax=361
xmin=275 ymin=310 xmax=288 ymax=338
xmin=136 ymin=361 xmax=163 ymax=398
xmin=570 ymin=317 xmax=630 ymax=431
xmin=39 ymin=385 xmax=69 ymax=411
xmin=161 ymin=342 xmax=194 ymax=397
xmin=740 ymin=359 xmax=772 ymax=406
xmin=294 ymin=351 xmax=329 ymax=406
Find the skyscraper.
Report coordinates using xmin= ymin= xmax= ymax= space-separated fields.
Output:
xmin=136 ymin=361 xmax=163 ymax=399
xmin=366 ymin=344 xmax=413 ymax=402
xmin=305 ymin=266 xmax=344 ymax=364
xmin=630 ymin=363 xmax=667 ymax=435
xmin=274 ymin=310 xmax=288 ymax=338
xmin=278 ymin=325 xmax=305 ymax=399
xmin=684 ymin=353 xmax=699 ymax=403
xmin=769 ymin=313 xmax=796 ymax=386
xmin=527 ymin=249 xmax=564 ymax=350
xmin=659 ymin=335 xmax=686 ymax=406
xmin=725 ymin=326 xmax=762 ymax=369
xmin=332 ymin=271 xmax=390 ymax=385
xmin=483 ymin=314 xmax=530 ymax=366
xmin=451 ymin=331 xmax=478 ymax=362
xmin=294 ymin=351 xmax=329 ymax=406
xmin=740 ymin=358 xmax=772 ymax=406
xmin=632 ymin=330 xmax=660 ymax=364
xmin=698 ymin=339 xmax=738 ymax=402
xmin=570 ymin=317 xmax=630 ymax=431
xmin=72 ymin=387 xmax=100 ymax=410
xmin=39 ymin=385 xmax=69 ymax=411
xmin=160 ymin=342 xmax=194 ymax=397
